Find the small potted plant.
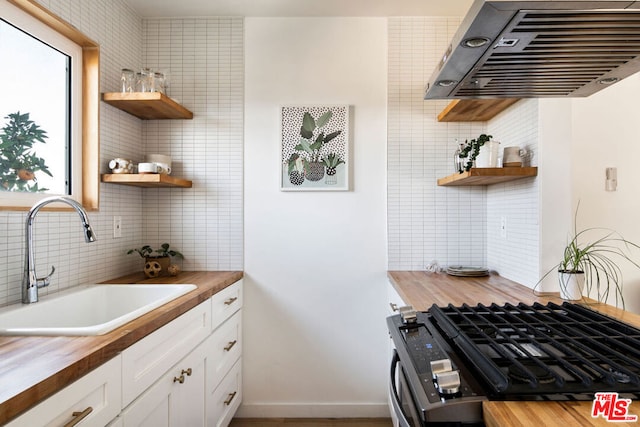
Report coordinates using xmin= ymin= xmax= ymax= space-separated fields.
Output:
xmin=127 ymin=243 xmax=184 ymax=278
xmin=536 ymin=205 xmax=640 ymax=307
xmin=458 ymin=134 xmax=493 ymax=172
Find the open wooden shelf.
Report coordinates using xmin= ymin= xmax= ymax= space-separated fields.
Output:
xmin=438 ymin=99 xmax=520 ymax=122
xmin=101 ymin=174 xmax=192 ymax=188
xmin=437 ymin=167 xmax=538 ymax=186
xmin=101 ymin=92 xmax=193 ymax=120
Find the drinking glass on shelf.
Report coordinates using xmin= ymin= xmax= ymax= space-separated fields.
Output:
xmin=120 ymin=68 xmax=134 ymax=93
xmin=136 ymin=68 xmax=153 ymax=92
xmin=152 ymin=72 xmax=165 ymax=93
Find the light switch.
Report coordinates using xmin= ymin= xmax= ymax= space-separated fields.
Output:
xmin=605 ymin=167 xmax=617 ymax=192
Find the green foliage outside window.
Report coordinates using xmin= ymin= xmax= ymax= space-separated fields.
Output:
xmin=0 ymin=112 xmax=52 ymax=192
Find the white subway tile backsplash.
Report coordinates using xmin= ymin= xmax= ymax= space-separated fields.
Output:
xmin=0 ymin=3 xmax=244 ymax=306
xmin=388 ymin=18 xmax=539 ymax=281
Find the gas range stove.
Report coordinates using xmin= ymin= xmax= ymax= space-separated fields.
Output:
xmin=387 ymin=301 xmax=640 ymax=426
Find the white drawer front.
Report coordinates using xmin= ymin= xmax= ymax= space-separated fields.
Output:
xmin=211 ymin=280 xmax=243 ymax=328
xmin=7 ymin=355 xmax=122 ymax=427
xmin=208 ymin=310 xmax=242 ymax=388
xmin=122 ymin=300 xmax=211 ymax=407
xmin=207 ymin=358 xmax=242 ymax=427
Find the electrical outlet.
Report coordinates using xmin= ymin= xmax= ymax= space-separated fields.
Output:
xmin=500 ymin=216 xmax=507 ymax=238
xmin=113 ymin=216 xmax=122 ymax=238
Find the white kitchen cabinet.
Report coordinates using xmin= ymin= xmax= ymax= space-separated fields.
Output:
xmin=5 ymin=279 xmax=243 ymax=427
xmin=207 ymin=280 xmax=243 ymax=427
xmin=211 ymin=280 xmax=243 ymax=327
xmin=121 ymin=279 xmax=243 ymax=427
xmin=121 ymin=299 xmax=211 ymax=407
xmin=209 ymin=310 xmax=242 ymax=383
xmin=120 ymin=336 xmax=208 ymax=426
xmin=207 ymin=358 xmax=242 ymax=427
xmin=6 ymin=355 xmax=122 ymax=427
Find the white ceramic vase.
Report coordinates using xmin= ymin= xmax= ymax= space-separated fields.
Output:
xmin=558 ymin=271 xmax=585 ymax=301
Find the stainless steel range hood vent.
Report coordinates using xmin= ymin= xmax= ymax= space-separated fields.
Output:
xmin=424 ymin=0 xmax=640 ymax=99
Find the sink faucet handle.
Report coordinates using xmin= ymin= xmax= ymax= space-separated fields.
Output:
xmin=36 ymin=265 xmax=56 ymax=288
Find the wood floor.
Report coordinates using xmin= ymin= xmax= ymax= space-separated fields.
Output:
xmin=229 ymin=418 xmax=393 ymax=427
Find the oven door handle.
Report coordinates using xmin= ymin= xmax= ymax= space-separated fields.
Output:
xmin=390 ymin=349 xmax=412 ymax=427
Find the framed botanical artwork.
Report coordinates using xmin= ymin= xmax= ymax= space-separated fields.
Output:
xmin=281 ymin=105 xmax=350 ymax=191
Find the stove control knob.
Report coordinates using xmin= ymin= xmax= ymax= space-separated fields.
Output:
xmin=435 ymin=370 xmax=461 ymax=396
xmin=430 ymin=358 xmax=453 ymax=380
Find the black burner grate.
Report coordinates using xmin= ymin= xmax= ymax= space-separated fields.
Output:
xmin=429 ymin=301 xmax=640 ymax=400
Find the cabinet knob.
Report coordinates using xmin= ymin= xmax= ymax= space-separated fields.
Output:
xmin=224 ymin=296 xmax=238 ymax=306
xmin=224 ymin=340 xmax=237 ymax=351
xmin=182 ymin=368 xmax=192 ymax=377
xmin=64 ymin=407 xmax=93 ymax=427
xmin=173 ymin=375 xmax=185 ymax=384
xmin=224 ymin=391 xmax=237 ymax=406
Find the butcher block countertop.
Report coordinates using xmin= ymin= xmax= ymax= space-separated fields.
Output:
xmin=0 ymin=270 xmax=243 ymax=425
xmin=388 ymin=271 xmax=640 ymax=427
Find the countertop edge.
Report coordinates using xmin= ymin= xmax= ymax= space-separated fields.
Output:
xmin=0 ymin=270 xmax=243 ymax=425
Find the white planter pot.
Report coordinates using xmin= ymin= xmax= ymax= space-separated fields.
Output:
xmin=558 ymin=271 xmax=585 ymax=301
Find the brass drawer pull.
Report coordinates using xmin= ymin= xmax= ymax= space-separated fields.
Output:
xmin=182 ymin=368 xmax=192 ymax=376
xmin=224 ymin=391 xmax=237 ymax=406
xmin=224 ymin=340 xmax=237 ymax=351
xmin=224 ymin=296 xmax=238 ymax=305
xmin=64 ymin=406 xmax=93 ymax=427
xmin=173 ymin=375 xmax=185 ymax=384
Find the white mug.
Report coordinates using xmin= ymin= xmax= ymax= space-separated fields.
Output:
xmin=503 ymin=147 xmax=523 ymax=167
xmin=138 ymin=162 xmax=161 ymax=174
xmin=154 ymin=162 xmax=171 ymax=175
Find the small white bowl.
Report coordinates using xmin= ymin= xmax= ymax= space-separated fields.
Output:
xmin=138 ymin=162 xmax=160 ymax=174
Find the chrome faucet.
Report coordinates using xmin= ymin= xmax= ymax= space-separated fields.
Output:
xmin=22 ymin=196 xmax=97 ymax=304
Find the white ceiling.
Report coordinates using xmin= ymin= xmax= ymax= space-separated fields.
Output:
xmin=123 ymin=0 xmax=474 ymax=18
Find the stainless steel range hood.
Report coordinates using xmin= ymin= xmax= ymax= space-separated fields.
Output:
xmin=424 ymin=0 xmax=640 ymax=99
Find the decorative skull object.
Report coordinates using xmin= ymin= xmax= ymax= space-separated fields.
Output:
xmin=144 ymin=260 xmax=162 ymax=278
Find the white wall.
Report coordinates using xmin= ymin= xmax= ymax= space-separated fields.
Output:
xmin=242 ymin=17 xmax=389 ymax=417
xmin=570 ymin=74 xmax=640 ymax=312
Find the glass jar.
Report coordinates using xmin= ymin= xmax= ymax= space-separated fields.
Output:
xmin=120 ymin=68 xmax=134 ymax=93
xmin=152 ymin=72 xmax=165 ymax=93
xmin=136 ymin=68 xmax=153 ymax=92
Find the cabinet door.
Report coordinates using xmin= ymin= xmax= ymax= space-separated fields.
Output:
xmin=121 ymin=339 xmax=207 ymax=427
xmin=207 ymin=358 xmax=242 ymax=427
xmin=211 ymin=280 xmax=242 ymax=328
xmin=6 ymin=355 xmax=122 ymax=427
xmin=122 ymin=299 xmax=211 ymax=407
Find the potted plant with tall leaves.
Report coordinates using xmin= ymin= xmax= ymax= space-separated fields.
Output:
xmin=536 ymin=205 xmax=640 ymax=307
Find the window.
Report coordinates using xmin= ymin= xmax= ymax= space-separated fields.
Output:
xmin=0 ymin=0 xmax=99 ymax=210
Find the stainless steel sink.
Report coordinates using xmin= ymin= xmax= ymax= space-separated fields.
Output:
xmin=0 ymin=284 xmax=196 ymax=336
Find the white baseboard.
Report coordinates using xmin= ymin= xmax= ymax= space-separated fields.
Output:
xmin=235 ymin=402 xmax=391 ymax=418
